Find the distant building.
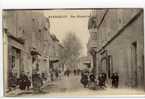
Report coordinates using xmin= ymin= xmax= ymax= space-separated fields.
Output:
xmin=87 ymin=9 xmax=144 ymax=90
xmin=78 ymin=56 xmax=91 ymax=71
xmin=49 ymin=34 xmax=64 ymax=72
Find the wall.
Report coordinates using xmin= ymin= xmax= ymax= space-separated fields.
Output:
xmin=97 ymin=9 xmax=140 ymax=51
xmin=96 ymin=9 xmax=144 ymax=89
xmin=106 ymin=11 xmax=144 ymax=88
xmin=3 ymin=10 xmax=52 ymax=81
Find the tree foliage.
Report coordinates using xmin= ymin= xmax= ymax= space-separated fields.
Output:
xmin=59 ymin=32 xmax=82 ymax=69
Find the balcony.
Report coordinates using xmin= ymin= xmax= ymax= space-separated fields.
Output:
xmin=30 ymin=47 xmax=41 ymax=56
xmin=88 ymin=16 xmax=97 ymax=29
xmin=88 ymin=39 xmax=97 ymax=48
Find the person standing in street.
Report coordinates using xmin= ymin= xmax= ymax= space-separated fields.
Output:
xmin=19 ymin=71 xmax=28 ymax=90
xmin=89 ymin=73 xmax=96 ymax=90
xmin=102 ymin=73 xmax=107 ymax=88
xmin=32 ymin=70 xmax=43 ymax=93
xmin=74 ymin=69 xmax=76 ymax=76
xmin=80 ymin=71 xmax=89 ymax=88
xmin=114 ymin=72 xmax=119 ymax=88
xmin=98 ymin=73 xmax=105 ymax=89
xmin=111 ymin=73 xmax=115 ymax=88
xmin=25 ymin=72 xmax=31 ymax=90
xmin=111 ymin=72 xmax=119 ymax=88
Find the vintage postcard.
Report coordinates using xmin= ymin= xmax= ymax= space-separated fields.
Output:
xmin=2 ymin=8 xmax=145 ymax=97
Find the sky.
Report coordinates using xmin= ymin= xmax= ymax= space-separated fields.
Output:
xmin=44 ymin=10 xmax=91 ymax=56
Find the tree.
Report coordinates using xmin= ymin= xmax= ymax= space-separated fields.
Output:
xmin=59 ymin=32 xmax=82 ymax=70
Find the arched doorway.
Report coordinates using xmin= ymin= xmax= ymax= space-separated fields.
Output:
xmin=100 ymin=57 xmax=107 ymax=74
xmin=100 ymin=50 xmax=113 ymax=79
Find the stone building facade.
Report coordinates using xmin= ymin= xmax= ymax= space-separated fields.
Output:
xmin=3 ymin=10 xmax=63 ymax=89
xmin=49 ymin=34 xmax=64 ymax=74
xmin=87 ymin=9 xmax=144 ymax=90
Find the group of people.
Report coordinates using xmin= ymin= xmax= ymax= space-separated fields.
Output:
xmin=8 ymin=71 xmax=31 ymax=91
xmin=64 ymin=69 xmax=81 ymax=77
xmin=80 ymin=71 xmax=107 ymax=89
xmin=50 ymin=69 xmax=62 ymax=81
xmin=64 ymin=69 xmax=71 ymax=77
xmin=73 ymin=69 xmax=81 ymax=76
xmin=80 ymin=71 xmax=119 ymax=90
xmin=18 ymin=72 xmax=31 ymax=90
xmin=8 ymin=70 xmax=50 ymax=92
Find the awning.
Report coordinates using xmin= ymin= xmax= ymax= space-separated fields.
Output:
xmin=49 ymin=56 xmax=59 ymax=63
xmin=84 ymin=62 xmax=91 ymax=66
xmin=50 ymin=60 xmax=59 ymax=63
xmin=8 ymin=34 xmax=25 ymax=44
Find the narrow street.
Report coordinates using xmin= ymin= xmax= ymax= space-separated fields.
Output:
xmin=41 ymin=75 xmax=83 ymax=93
xmin=13 ymin=75 xmax=144 ymax=97
xmin=3 ymin=9 xmax=145 ymax=97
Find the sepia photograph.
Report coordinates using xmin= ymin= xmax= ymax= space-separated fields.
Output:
xmin=2 ymin=8 xmax=145 ymax=97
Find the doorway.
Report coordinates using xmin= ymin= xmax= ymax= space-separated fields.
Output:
xmin=131 ymin=41 xmax=137 ymax=87
xmin=142 ymin=55 xmax=145 ymax=90
xmin=100 ymin=50 xmax=112 ymax=79
xmin=101 ymin=57 xmax=107 ymax=74
xmin=11 ymin=47 xmax=22 ymax=77
xmin=100 ymin=56 xmax=112 ymax=78
xmin=108 ymin=55 xmax=113 ymax=78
